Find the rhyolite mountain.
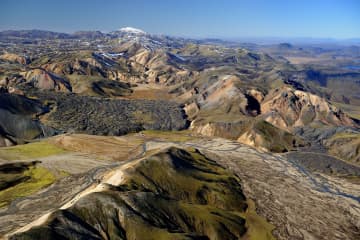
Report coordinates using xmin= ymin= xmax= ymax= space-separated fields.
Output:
xmin=0 ymin=28 xmax=359 ymax=153
xmin=0 ymin=28 xmax=360 ymax=240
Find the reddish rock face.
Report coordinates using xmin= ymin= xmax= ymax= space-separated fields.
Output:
xmin=261 ymin=87 xmax=357 ymax=130
xmin=22 ymin=69 xmax=71 ymax=92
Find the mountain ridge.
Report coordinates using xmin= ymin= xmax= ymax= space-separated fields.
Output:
xmin=0 ymin=27 xmax=360 ymax=240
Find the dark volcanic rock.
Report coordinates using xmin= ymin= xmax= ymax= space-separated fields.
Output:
xmin=0 ymin=91 xmax=188 ymax=145
xmin=32 ymin=92 xmax=189 ymax=135
xmin=0 ymin=93 xmax=52 ymax=144
xmin=0 ymin=93 xmax=46 ymax=115
xmin=287 ymin=152 xmax=360 ymax=176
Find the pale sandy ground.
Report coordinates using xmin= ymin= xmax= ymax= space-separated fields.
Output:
xmin=179 ymin=138 xmax=360 ymax=240
xmin=127 ymin=83 xmax=173 ymax=100
xmin=0 ymin=134 xmax=145 ymax=237
xmin=285 ymin=56 xmax=320 ymax=64
xmin=7 ymin=156 xmax=144 ymax=237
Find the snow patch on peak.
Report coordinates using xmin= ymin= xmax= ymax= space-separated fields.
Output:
xmin=119 ymin=27 xmax=146 ymax=34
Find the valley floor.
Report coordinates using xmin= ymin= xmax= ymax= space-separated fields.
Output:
xmin=1 ymin=133 xmax=359 ymax=239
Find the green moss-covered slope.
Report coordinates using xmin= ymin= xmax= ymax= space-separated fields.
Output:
xmin=11 ymin=147 xmax=275 ymax=240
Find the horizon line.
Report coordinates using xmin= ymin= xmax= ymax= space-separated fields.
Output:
xmin=0 ymin=28 xmax=360 ymax=42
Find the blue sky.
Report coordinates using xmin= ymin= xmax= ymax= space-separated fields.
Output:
xmin=0 ymin=0 xmax=359 ymax=39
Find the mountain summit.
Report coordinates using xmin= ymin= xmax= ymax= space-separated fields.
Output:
xmin=118 ymin=27 xmax=146 ymax=34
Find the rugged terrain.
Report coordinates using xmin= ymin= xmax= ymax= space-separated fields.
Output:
xmin=0 ymin=29 xmax=359 ymax=239
xmin=1 ymin=133 xmax=359 ymax=239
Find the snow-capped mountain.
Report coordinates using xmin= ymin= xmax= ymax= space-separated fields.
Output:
xmin=118 ymin=27 xmax=146 ymax=35
xmin=107 ymin=27 xmax=188 ymax=51
xmin=109 ymin=27 xmax=165 ymax=50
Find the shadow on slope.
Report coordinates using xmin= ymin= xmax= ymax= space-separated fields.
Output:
xmin=11 ymin=147 xmax=274 ymax=240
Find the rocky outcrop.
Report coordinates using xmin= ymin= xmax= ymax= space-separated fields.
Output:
xmin=191 ymin=119 xmax=304 ymax=152
xmin=0 ymin=134 xmax=15 ymax=147
xmin=190 ymin=120 xmax=249 ymax=140
xmin=0 ymin=53 xmax=30 ymax=65
xmin=0 ymin=93 xmax=50 ymax=145
xmin=42 ymin=58 xmax=107 ymax=77
xmin=237 ymin=120 xmax=305 ymax=152
xmin=182 ymin=74 xmax=265 ymax=120
xmin=261 ymin=87 xmax=357 ymax=130
xmin=323 ymin=131 xmax=360 ymax=165
xmin=21 ymin=69 xmax=72 ymax=92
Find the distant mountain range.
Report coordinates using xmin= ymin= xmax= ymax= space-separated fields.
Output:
xmin=0 ymin=28 xmax=152 ymax=40
xmin=1 ymin=28 xmax=359 ymax=46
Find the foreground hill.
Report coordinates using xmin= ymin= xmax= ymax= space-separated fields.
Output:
xmin=1 ymin=133 xmax=359 ymax=239
xmin=10 ymin=147 xmax=251 ymax=239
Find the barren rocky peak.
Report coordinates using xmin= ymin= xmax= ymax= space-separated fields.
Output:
xmin=198 ymin=75 xmax=244 ymax=108
xmin=20 ymin=68 xmax=72 ymax=92
xmin=41 ymin=55 xmax=106 ymax=77
xmin=184 ymin=81 xmax=356 ymax=153
xmin=261 ymin=86 xmax=357 ymax=130
xmin=0 ymin=53 xmax=30 ymax=65
xmin=182 ymin=74 xmax=263 ymax=117
xmin=129 ymin=48 xmax=168 ymax=68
